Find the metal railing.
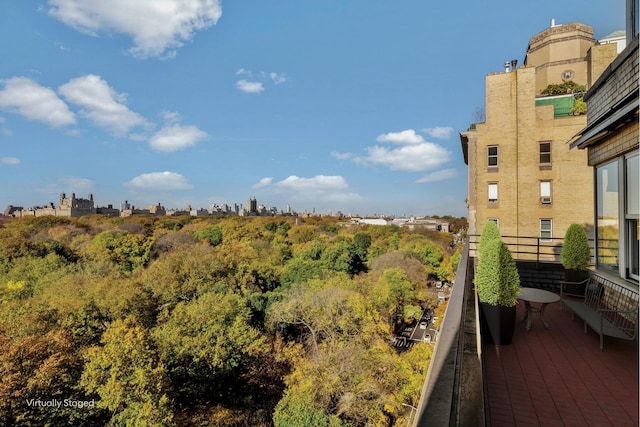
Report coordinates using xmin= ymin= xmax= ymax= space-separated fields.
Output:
xmin=466 ymin=234 xmax=617 ymax=267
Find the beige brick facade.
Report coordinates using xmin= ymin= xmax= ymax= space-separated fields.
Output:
xmin=462 ymin=22 xmax=606 ymax=261
xmin=525 ymin=22 xmax=595 ymax=93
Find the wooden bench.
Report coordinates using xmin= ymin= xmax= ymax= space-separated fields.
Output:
xmin=560 ymin=273 xmax=639 ymax=350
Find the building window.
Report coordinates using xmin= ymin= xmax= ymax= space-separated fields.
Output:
xmin=625 ymin=152 xmax=639 ymax=280
xmin=540 ymin=219 xmax=552 ymax=242
xmin=539 ymin=142 xmax=551 ymax=165
xmin=596 ymin=160 xmax=619 ymax=271
xmin=488 ymin=182 xmax=498 ymax=203
xmin=540 ymin=180 xmax=552 ymax=204
xmin=487 ymin=218 xmax=499 ymax=227
xmin=488 ymin=146 xmax=498 ymax=168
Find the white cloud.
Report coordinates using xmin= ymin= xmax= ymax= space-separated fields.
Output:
xmin=161 ymin=110 xmax=181 ymax=124
xmin=236 ymin=80 xmax=264 ymax=94
xmin=269 ymin=72 xmax=286 ymax=84
xmin=125 ymin=171 xmax=193 ymax=191
xmin=349 ymin=128 xmax=452 ymax=172
xmin=0 ymin=77 xmax=75 ymax=127
xmin=47 ymin=0 xmax=223 ymax=59
xmin=355 ymin=143 xmax=451 ymax=172
xmin=149 ymin=124 xmax=207 ymax=152
xmin=235 ymin=70 xmax=285 ymax=92
xmin=59 ymin=176 xmax=94 ymax=193
xmin=421 ymin=126 xmax=453 ymax=139
xmin=257 ymin=175 xmax=363 ymax=203
xmin=0 ymin=157 xmax=21 ymax=165
xmin=59 ymin=74 xmax=147 ymax=136
xmin=416 ymin=168 xmax=457 ymax=183
xmin=330 ymin=151 xmax=355 ymax=160
xmin=253 ymin=177 xmax=274 ymax=189
xmin=376 ymin=129 xmax=425 ymax=145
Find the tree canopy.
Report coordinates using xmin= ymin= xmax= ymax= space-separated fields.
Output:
xmin=0 ymin=214 xmax=460 ymax=425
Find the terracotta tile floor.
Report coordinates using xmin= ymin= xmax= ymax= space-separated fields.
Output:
xmin=483 ymin=298 xmax=639 ymax=426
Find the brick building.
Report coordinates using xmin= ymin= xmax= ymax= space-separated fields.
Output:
xmin=460 ymin=21 xmax=621 ymax=261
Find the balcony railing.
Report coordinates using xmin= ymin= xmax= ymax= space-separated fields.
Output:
xmin=466 ymin=234 xmax=617 ymax=267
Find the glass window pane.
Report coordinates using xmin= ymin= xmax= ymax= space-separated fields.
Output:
xmin=488 ymin=146 xmax=498 ymax=167
xmin=540 ymin=142 xmax=551 ymax=164
xmin=628 ymin=219 xmax=639 ymax=279
xmin=540 ymin=219 xmax=552 ymax=241
xmin=626 ymin=154 xmax=639 ymax=216
xmin=488 ymin=183 xmax=498 ymax=201
xmin=540 ymin=181 xmax=551 ymax=197
xmin=596 ymin=160 xmax=619 ymax=270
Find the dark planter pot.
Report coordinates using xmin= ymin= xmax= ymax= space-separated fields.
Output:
xmin=479 ymin=302 xmax=516 ymax=345
xmin=563 ymin=269 xmax=589 ymax=297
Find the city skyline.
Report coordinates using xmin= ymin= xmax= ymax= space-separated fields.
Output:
xmin=0 ymin=1 xmax=626 ymax=217
xmin=6 ymin=191 xmax=433 ymax=219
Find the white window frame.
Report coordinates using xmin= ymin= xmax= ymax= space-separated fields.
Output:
xmin=540 ymin=219 xmax=552 ymax=242
xmin=488 ymin=182 xmax=498 ymax=203
xmin=539 ymin=141 xmax=551 ymax=165
xmin=625 ymin=151 xmax=639 ymax=281
xmin=540 ymin=180 xmax=552 ymax=203
xmin=487 ymin=145 xmax=498 ymax=168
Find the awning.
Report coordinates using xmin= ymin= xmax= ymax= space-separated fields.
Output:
xmin=569 ymin=88 xmax=639 ymax=149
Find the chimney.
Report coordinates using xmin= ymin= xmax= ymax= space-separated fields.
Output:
xmin=504 ymin=61 xmax=511 ymax=72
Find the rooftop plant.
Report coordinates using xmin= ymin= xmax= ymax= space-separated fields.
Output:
xmin=561 ymin=223 xmax=591 ymax=271
xmin=475 ymin=238 xmax=521 ymax=307
xmin=540 ymin=80 xmax=586 ymax=96
xmin=477 ymin=220 xmax=501 ymax=260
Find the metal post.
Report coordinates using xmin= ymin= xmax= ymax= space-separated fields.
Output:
xmin=402 ymin=403 xmax=417 ymax=426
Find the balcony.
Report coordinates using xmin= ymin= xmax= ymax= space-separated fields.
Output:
xmin=413 ymin=242 xmax=638 ymax=426
xmin=535 ymin=94 xmax=584 ymax=118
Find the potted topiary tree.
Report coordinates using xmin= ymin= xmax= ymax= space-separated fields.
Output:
xmin=475 ymin=224 xmax=521 ymax=345
xmin=560 ymin=223 xmax=591 ymax=296
xmin=477 ymin=220 xmax=501 ymax=260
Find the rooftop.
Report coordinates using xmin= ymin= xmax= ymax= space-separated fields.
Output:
xmin=483 ymin=300 xmax=638 ymax=426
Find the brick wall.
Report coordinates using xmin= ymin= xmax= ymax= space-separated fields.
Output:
xmin=516 ymin=261 xmax=565 ymax=291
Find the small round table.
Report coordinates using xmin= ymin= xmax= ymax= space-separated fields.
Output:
xmin=517 ymin=288 xmax=561 ymax=331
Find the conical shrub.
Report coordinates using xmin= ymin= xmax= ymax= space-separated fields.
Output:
xmin=475 ymin=239 xmax=520 ymax=307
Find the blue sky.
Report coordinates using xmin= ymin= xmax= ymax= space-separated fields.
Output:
xmin=0 ymin=1 xmax=626 ymax=217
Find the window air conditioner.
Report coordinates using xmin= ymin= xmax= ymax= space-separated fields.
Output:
xmin=540 ymin=196 xmax=552 ymax=204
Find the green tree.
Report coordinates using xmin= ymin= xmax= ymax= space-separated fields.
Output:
xmin=403 ymin=304 xmax=423 ymax=323
xmin=154 ymin=292 xmax=267 ymax=386
xmin=353 ymin=231 xmax=372 ymax=261
xmin=389 ymin=232 xmax=400 ymax=250
xmin=273 ymin=391 xmax=349 ymax=427
xmin=193 ymin=225 xmax=223 ymax=246
xmin=81 ymin=317 xmax=174 ymax=426
xmin=84 ymin=231 xmax=154 ymax=272
xmin=268 ymin=277 xmax=382 ymax=352
xmin=373 ymin=268 xmax=416 ymax=321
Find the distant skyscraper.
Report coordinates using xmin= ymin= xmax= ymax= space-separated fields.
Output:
xmin=247 ymin=197 xmax=257 ymax=214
